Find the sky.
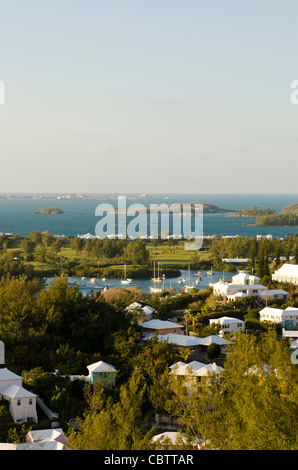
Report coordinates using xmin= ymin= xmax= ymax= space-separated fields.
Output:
xmin=0 ymin=0 xmax=298 ymax=194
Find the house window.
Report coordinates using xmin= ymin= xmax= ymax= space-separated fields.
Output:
xmin=29 ymin=398 xmax=33 ymax=405
xmin=17 ymin=399 xmax=21 ymax=406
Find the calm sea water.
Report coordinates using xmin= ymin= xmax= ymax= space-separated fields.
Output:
xmin=1 ymin=193 xmax=298 ymax=238
xmin=47 ymin=268 xmax=231 ymax=296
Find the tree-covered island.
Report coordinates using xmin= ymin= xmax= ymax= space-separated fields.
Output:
xmin=33 ymin=207 xmax=64 ymax=214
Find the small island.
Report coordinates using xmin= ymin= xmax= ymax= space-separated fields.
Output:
xmin=228 ymin=204 xmax=298 ymax=227
xmin=33 ymin=207 xmax=64 ymax=215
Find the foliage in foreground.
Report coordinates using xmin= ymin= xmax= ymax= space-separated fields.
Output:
xmin=67 ymin=330 xmax=298 ymax=450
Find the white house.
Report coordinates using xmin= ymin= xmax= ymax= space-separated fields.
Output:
xmin=260 ymin=306 xmax=298 ymax=325
xmin=212 ymin=279 xmax=289 ymax=303
xmin=259 ymin=307 xmax=284 ymax=323
xmin=209 ymin=316 xmax=245 ymax=337
xmin=126 ymin=302 xmax=142 ymax=311
xmin=0 ymin=368 xmax=37 ymax=423
xmin=272 ymin=263 xmax=298 ymax=285
xmin=259 ymin=306 xmax=298 ymax=341
xmin=230 ymin=272 xmax=261 ymax=285
xmin=212 ymin=280 xmax=268 ymax=299
xmin=126 ymin=302 xmax=155 ymax=321
xmin=170 ymin=361 xmax=224 ymax=382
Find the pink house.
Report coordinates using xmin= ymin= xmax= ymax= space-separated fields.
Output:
xmin=139 ymin=319 xmax=185 ymax=338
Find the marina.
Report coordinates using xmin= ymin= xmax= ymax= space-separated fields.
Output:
xmin=46 ymin=268 xmax=233 ymax=296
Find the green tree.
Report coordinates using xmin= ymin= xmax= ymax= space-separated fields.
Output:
xmin=165 ymin=330 xmax=298 ymax=450
xmin=70 ymin=237 xmax=84 ymax=255
xmin=20 ymin=239 xmax=36 ymax=261
xmin=67 ymin=371 xmax=155 ymax=450
xmin=206 ymin=342 xmax=221 ymax=359
xmin=29 ymin=231 xmax=42 ymax=244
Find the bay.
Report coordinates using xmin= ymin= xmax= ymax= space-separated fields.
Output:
xmin=0 ymin=193 xmax=298 ymax=238
xmin=47 ymin=268 xmax=231 ymax=296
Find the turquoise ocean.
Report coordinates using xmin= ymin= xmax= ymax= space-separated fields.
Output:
xmin=2 ymin=193 xmax=297 ymax=294
xmin=1 ymin=193 xmax=298 ymax=238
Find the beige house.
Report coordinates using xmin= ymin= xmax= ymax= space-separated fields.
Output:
xmin=0 ymin=368 xmax=37 ymax=423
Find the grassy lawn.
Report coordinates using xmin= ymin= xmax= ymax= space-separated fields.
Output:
xmin=147 ymin=241 xmax=211 ymax=266
xmin=6 ymin=237 xmax=212 ymax=272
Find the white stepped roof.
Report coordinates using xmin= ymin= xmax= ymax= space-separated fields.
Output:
xmin=87 ymin=361 xmax=117 ymax=374
xmin=170 ymin=361 xmax=224 ymax=376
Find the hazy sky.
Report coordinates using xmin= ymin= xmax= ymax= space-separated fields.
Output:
xmin=0 ymin=0 xmax=298 ymax=194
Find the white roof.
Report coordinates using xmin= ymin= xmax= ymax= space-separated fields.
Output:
xmin=156 ymin=333 xmax=201 ymax=347
xmin=0 ymin=443 xmax=18 ymax=450
xmin=228 ymin=292 xmax=248 ymax=298
xmin=139 ymin=319 xmax=184 ymax=330
xmin=232 ymin=272 xmax=260 ymax=281
xmin=273 ymin=263 xmax=298 ymax=275
xmin=28 ymin=428 xmax=66 ymax=443
xmin=212 ymin=280 xmax=229 ymax=288
xmin=141 ymin=305 xmax=155 ymax=315
xmin=196 ymin=335 xmax=230 ymax=346
xmin=222 ymin=258 xmax=250 ymax=263
xmin=87 ymin=361 xmax=117 ymax=374
xmin=0 ymin=368 xmax=22 ymax=382
xmin=283 ymin=307 xmax=298 ymax=316
xmin=226 ymin=284 xmax=266 ymax=291
xmin=126 ymin=302 xmax=142 ymax=310
xmin=258 ymin=289 xmax=289 ymax=297
xmin=169 ymin=361 xmax=186 ymax=369
xmin=170 ymin=361 xmax=206 ymax=375
xmin=194 ymin=362 xmax=224 ymax=376
xmin=210 ymin=316 xmax=244 ymax=324
xmin=151 ymin=432 xmax=195 ymax=445
xmin=259 ymin=307 xmax=283 ymax=315
xmin=170 ymin=361 xmax=223 ymax=376
xmin=0 ymin=384 xmax=37 ymax=399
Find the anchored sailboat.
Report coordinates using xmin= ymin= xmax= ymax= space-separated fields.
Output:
xmin=184 ymin=265 xmax=196 ymax=292
xmin=121 ymin=263 xmax=132 ymax=284
xmin=151 ymin=262 xmax=162 ymax=282
xmin=150 ymin=262 xmax=163 ymax=293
